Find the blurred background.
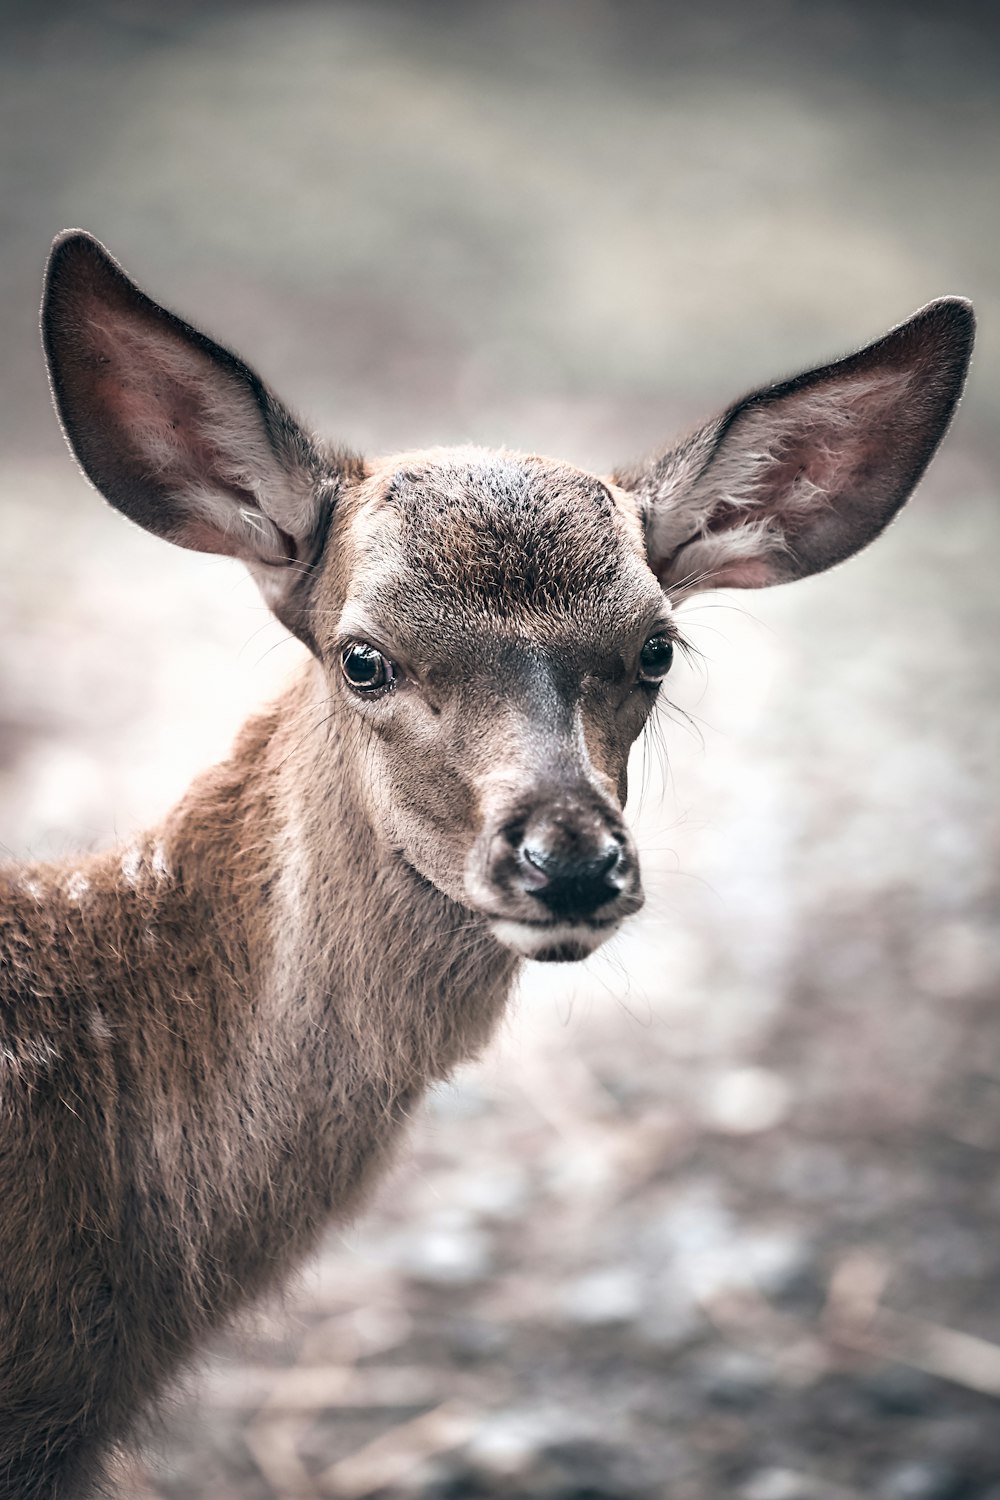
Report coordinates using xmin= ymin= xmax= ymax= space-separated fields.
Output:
xmin=2 ymin=2 xmax=999 ymax=1496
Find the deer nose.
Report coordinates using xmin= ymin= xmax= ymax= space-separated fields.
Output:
xmin=518 ymin=834 xmax=624 ymax=920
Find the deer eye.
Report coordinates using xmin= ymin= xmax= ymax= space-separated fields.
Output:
xmin=638 ymin=633 xmax=674 ymax=683
xmin=341 ymin=642 xmax=394 ymax=694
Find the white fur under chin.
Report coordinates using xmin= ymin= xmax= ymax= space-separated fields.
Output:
xmin=489 ymin=918 xmax=618 ymax=962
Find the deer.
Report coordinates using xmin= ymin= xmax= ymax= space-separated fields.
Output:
xmin=0 ymin=229 xmax=973 ymax=1498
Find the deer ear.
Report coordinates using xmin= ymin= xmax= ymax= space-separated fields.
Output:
xmin=615 ymin=298 xmax=974 ymax=600
xmin=42 ymin=230 xmax=349 ymax=632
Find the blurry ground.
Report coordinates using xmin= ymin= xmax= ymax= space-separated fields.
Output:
xmin=2 ymin=2 xmax=1000 ymax=1496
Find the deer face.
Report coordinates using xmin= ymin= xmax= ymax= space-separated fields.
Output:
xmin=317 ymin=450 xmax=668 ymax=961
xmin=41 ymin=231 xmax=973 ymax=963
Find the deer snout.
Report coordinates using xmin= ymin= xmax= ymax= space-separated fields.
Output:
xmin=519 ymin=826 xmax=624 ymax=920
xmin=469 ymin=790 xmax=644 ymax=962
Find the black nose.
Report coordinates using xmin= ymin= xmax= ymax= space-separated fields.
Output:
xmin=519 ymin=836 xmax=624 ymax=920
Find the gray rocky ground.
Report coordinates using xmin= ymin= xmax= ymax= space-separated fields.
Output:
xmin=1 ymin=3 xmax=999 ymax=1495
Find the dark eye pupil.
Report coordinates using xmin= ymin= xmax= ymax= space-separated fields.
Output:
xmin=341 ymin=643 xmax=389 ymax=690
xmin=639 ymin=634 xmax=674 ymax=679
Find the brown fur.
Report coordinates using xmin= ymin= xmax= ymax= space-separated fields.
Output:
xmin=0 ymin=687 xmax=518 ymax=1496
xmin=0 ymin=232 xmax=973 ymax=1496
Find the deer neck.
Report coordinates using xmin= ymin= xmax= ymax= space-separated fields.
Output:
xmin=153 ymin=657 xmax=519 ymax=1101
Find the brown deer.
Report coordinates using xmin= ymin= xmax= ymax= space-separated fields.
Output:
xmin=0 ymin=230 xmax=973 ymax=1498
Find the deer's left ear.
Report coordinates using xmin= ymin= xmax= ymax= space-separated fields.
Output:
xmin=615 ymin=298 xmax=974 ymax=599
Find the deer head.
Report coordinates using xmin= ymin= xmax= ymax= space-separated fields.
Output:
xmin=42 ymin=232 xmax=973 ymax=964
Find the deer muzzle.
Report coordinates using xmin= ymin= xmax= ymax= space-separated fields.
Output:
xmin=466 ymin=785 xmax=644 ymax=962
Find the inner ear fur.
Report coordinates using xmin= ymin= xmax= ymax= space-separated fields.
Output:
xmin=42 ymin=229 xmax=354 ymax=637
xmin=616 ymin=297 xmax=975 ymax=598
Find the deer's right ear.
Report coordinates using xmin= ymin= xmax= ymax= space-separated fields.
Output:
xmin=42 ymin=230 xmax=350 ymax=635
